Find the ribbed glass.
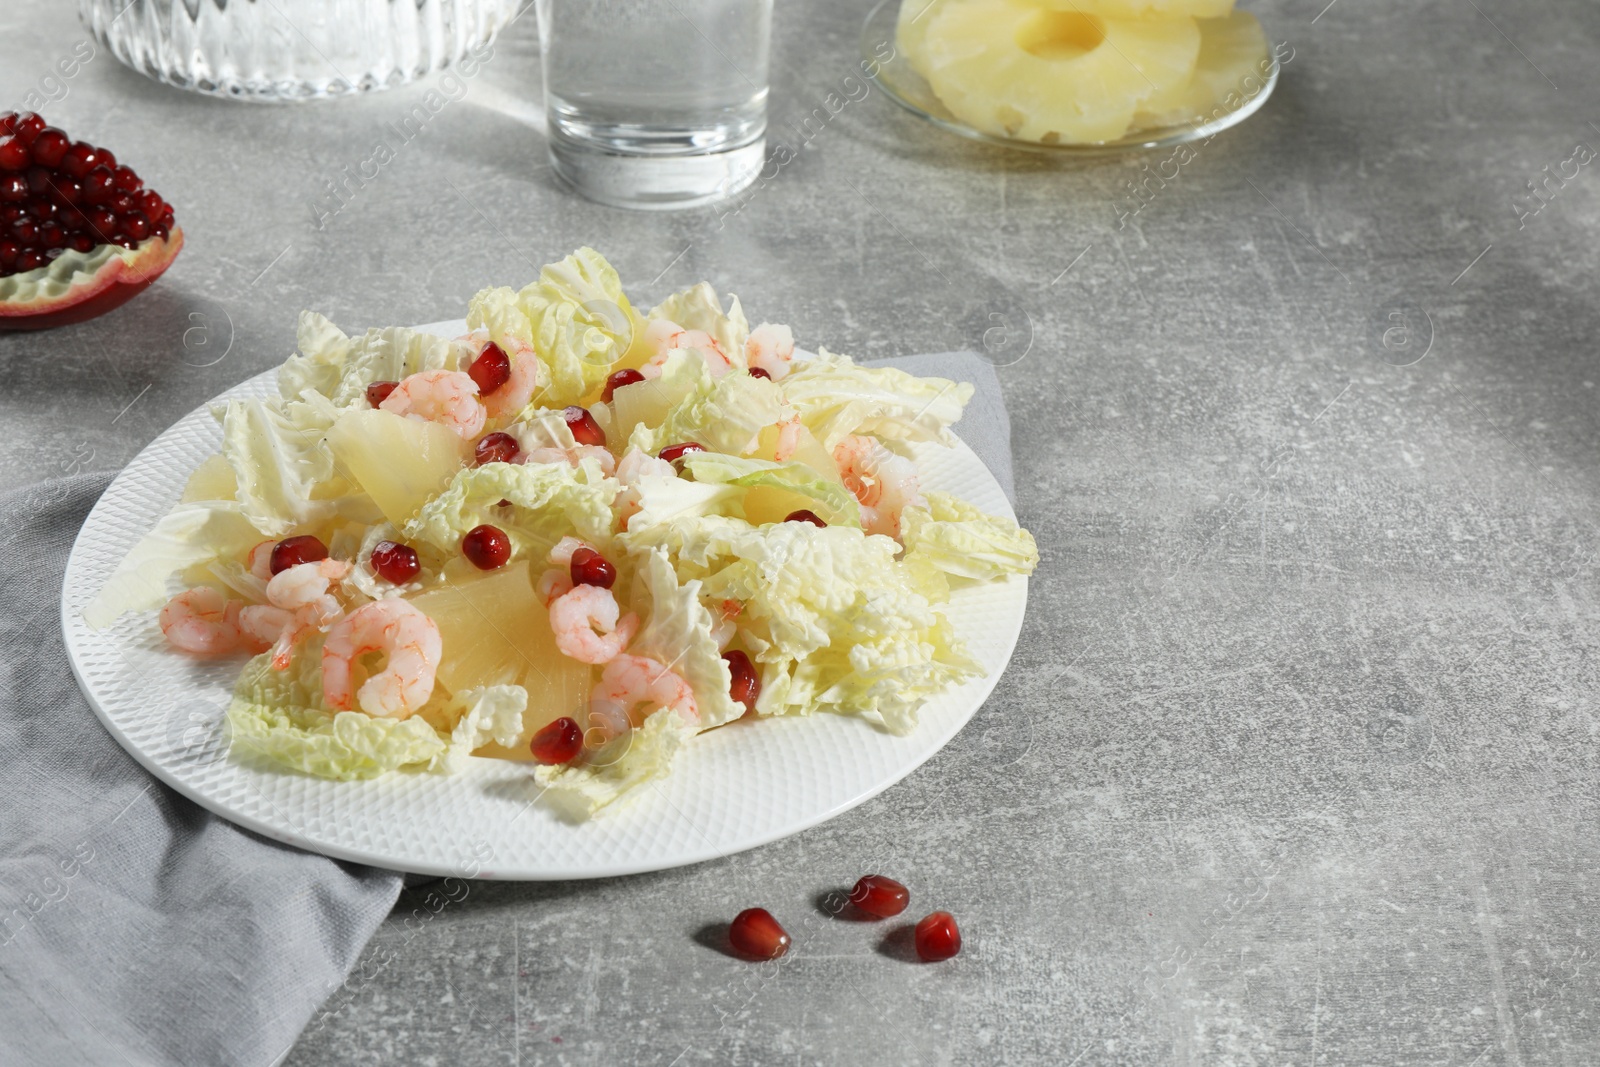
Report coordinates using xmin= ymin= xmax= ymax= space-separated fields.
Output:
xmin=79 ymin=0 xmax=515 ymax=102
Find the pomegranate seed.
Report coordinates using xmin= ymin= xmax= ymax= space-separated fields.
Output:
xmin=602 ymin=367 xmax=645 ymax=402
xmin=529 ymin=717 xmax=584 ymax=764
xmin=16 ymin=249 xmax=42 ymax=271
xmin=110 ymin=192 xmax=135 ymax=215
xmin=723 ymin=650 xmax=759 ymax=714
xmin=914 ymin=911 xmax=961 ymax=961
xmin=68 ymin=233 xmax=93 ymax=253
xmin=462 ymin=524 xmax=511 ymax=570
xmin=139 ymin=190 xmax=162 ymax=218
xmin=728 ymin=908 xmax=790 ymax=960
xmin=118 ymin=213 xmax=150 ymax=242
xmin=113 ymin=165 xmax=142 ymax=193
xmin=848 ymin=875 xmax=910 ymax=918
xmin=29 ymin=129 xmax=69 ymax=168
xmin=97 ymin=147 xmax=117 ymax=170
xmin=748 ymin=367 xmax=771 ymax=380
xmin=11 ymin=219 xmax=38 ymax=246
xmin=25 ymin=167 xmax=52 ymax=196
xmin=0 ymin=175 xmax=24 ymax=202
xmin=563 ymin=406 xmax=606 ymax=447
xmin=366 ymin=380 xmax=398 ymax=407
xmin=0 ymin=137 xmax=27 ymax=172
xmin=658 ymin=442 xmax=705 ymax=464
xmin=269 ymin=535 xmax=329 ymax=575
xmin=369 ymin=540 xmax=421 ymax=584
xmin=60 ymin=142 xmax=98 ymax=179
xmin=82 ymin=167 xmax=114 ymax=206
xmin=11 ymin=114 xmax=44 ymax=144
xmin=86 ymin=208 xmax=115 ymax=240
xmin=0 ymin=241 xmax=15 ymax=268
xmin=151 ymin=223 xmax=169 ymax=242
xmin=56 ymin=180 xmax=83 ymax=207
xmin=39 ymin=222 xmax=64 ymax=249
xmin=474 ymin=431 xmax=520 ymax=466
xmin=785 ymin=510 xmax=826 ymax=527
xmin=568 ymin=546 xmax=616 ymax=589
xmin=468 ymin=341 xmax=511 ymax=396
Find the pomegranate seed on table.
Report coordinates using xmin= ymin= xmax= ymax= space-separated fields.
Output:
xmin=269 ymin=535 xmax=329 ymax=575
xmin=568 ymin=547 xmax=616 ymax=589
xmin=369 ymin=540 xmax=421 ymax=584
xmin=474 ymin=431 xmax=520 ymax=466
xmin=602 ymin=368 xmax=645 ymax=401
xmin=529 ymin=717 xmax=584 ymax=764
xmin=914 ymin=911 xmax=961 ymax=961
xmin=462 ymin=524 xmax=511 ymax=570
xmin=848 ymin=875 xmax=910 ymax=918
xmin=658 ymin=442 xmax=705 ymax=464
xmin=366 ymin=380 xmax=398 ymax=408
xmin=748 ymin=367 xmax=771 ymax=380
xmin=728 ymin=908 xmax=790 ymax=960
xmin=468 ymin=341 xmax=511 ymax=395
xmin=563 ymin=406 xmax=606 ymax=447
xmin=785 ymin=510 xmax=826 ymax=527
xmin=722 ymin=650 xmax=759 ymax=715
xmin=29 ymin=129 xmax=70 ymax=168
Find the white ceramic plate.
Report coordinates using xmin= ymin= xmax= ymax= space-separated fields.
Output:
xmin=61 ymin=321 xmax=1028 ymax=880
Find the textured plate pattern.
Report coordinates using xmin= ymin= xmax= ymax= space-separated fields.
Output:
xmin=61 ymin=325 xmax=1029 ymax=879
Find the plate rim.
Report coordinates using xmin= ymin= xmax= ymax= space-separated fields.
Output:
xmin=61 ymin=323 xmax=1029 ymax=880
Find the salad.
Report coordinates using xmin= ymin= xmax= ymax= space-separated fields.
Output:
xmin=87 ymin=248 xmax=1038 ymax=818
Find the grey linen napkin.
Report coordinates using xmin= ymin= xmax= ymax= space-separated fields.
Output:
xmin=0 ymin=351 xmax=1010 ymax=1067
xmin=0 ymin=472 xmax=403 ymax=1067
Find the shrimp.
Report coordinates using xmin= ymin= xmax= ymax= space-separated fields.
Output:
xmin=833 ymin=434 xmax=927 ymax=540
xmin=523 ymin=445 xmax=617 ymax=477
xmin=587 ymin=654 xmax=699 ymax=741
xmin=773 ymin=415 xmax=803 ymax=462
xmin=247 ymin=540 xmax=275 ymax=581
xmin=466 ymin=335 xmax=541 ymax=422
xmin=548 ymin=585 xmax=639 ymax=665
xmin=322 ymin=599 xmax=442 ymax=719
xmin=612 ymin=448 xmax=677 ymax=531
xmin=641 ymin=318 xmax=734 ymax=379
xmin=160 ymin=587 xmax=262 ymax=656
xmin=245 ymin=559 xmax=353 ymax=670
xmin=535 ymin=568 xmax=574 ymax=607
xmin=745 ymin=323 xmax=795 ymax=380
xmin=549 ymin=536 xmax=597 ymax=566
xmin=379 ymin=370 xmax=486 ymax=440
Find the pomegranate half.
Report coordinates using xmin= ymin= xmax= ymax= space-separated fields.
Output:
xmin=0 ymin=111 xmax=182 ymax=331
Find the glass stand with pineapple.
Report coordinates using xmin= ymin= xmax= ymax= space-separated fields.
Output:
xmin=861 ymin=0 xmax=1279 ymax=152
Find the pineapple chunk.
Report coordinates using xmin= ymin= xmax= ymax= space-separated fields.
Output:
xmin=410 ymin=561 xmax=593 ymax=746
xmin=325 ymin=408 xmax=469 ymax=527
xmin=1132 ymin=11 xmax=1270 ymax=130
xmin=916 ymin=1 xmax=1201 ymax=144
xmin=180 ymin=453 xmax=238 ymax=503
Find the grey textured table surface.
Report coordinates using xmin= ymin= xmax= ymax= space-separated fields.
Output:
xmin=6 ymin=0 xmax=1600 ymax=1064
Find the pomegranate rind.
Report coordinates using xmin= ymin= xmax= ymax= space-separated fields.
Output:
xmin=0 ymin=227 xmax=184 ymax=331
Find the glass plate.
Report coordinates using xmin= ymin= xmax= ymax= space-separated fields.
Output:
xmin=860 ymin=0 xmax=1279 ymax=155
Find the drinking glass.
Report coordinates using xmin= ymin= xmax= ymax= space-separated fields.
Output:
xmin=536 ymin=0 xmax=773 ymax=210
xmin=80 ymin=0 xmax=514 ymax=102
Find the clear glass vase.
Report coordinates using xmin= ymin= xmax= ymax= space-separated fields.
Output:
xmin=79 ymin=0 xmax=516 ymax=102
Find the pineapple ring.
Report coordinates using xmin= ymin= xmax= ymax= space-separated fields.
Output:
xmin=1033 ymin=0 xmax=1235 ymax=18
xmin=1132 ymin=11 xmax=1270 ymax=131
xmin=915 ymin=0 xmax=1201 ymax=144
